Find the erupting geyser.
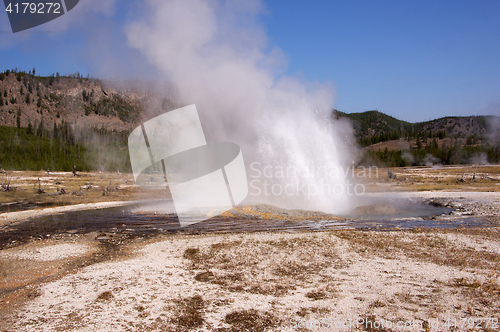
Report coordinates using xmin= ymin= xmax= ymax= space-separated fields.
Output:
xmin=126 ymin=0 xmax=359 ymax=214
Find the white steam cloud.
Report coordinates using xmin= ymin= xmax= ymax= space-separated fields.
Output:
xmin=421 ymin=153 xmax=440 ymax=167
xmin=125 ymin=0 xmax=358 ymax=213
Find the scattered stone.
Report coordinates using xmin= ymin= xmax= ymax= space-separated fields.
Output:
xmin=446 ymin=202 xmax=462 ymax=209
xmin=95 ymin=233 xmax=112 ymax=240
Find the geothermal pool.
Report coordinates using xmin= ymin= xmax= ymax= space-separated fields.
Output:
xmin=0 ymin=198 xmax=493 ymax=249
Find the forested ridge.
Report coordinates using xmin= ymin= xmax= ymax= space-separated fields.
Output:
xmin=0 ymin=68 xmax=498 ymax=171
xmin=335 ymin=110 xmax=500 ymax=166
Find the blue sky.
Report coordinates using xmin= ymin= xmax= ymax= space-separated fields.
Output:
xmin=1 ymin=0 xmax=499 ymax=122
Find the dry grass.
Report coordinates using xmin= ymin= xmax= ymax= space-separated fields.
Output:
xmin=332 ymin=228 xmax=500 ymax=324
xmin=183 ymin=236 xmax=343 ymax=297
xmin=0 ymin=171 xmax=167 ymax=208
xmin=359 ymin=165 xmax=500 ymax=192
xmin=334 ymin=229 xmax=500 ymax=270
xmin=305 ymin=290 xmax=328 ymax=301
xmin=0 ymin=166 xmax=498 ymax=208
xmin=171 ymin=295 xmax=205 ymax=330
xmin=4 ymin=229 xmax=500 ymax=331
xmin=96 ymin=291 xmax=113 ymax=301
xmin=218 ymin=309 xmax=279 ymax=332
xmin=449 ymin=277 xmax=500 ymax=311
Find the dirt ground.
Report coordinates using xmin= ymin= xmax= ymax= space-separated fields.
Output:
xmin=0 ymin=166 xmax=499 ymax=331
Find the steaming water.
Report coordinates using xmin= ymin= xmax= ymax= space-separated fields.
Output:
xmin=0 ymin=201 xmax=492 ymax=250
xmin=125 ymin=0 xmax=360 ymax=215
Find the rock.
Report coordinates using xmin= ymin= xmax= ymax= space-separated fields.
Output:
xmin=446 ymin=202 xmax=462 ymax=209
xmin=95 ymin=233 xmax=112 ymax=240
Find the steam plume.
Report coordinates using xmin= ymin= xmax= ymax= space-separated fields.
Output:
xmin=126 ymin=0 xmax=358 ymax=213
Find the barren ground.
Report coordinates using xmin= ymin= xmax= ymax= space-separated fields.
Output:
xmin=0 ymin=166 xmax=499 ymax=331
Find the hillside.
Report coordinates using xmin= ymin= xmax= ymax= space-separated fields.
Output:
xmin=0 ymin=69 xmax=179 ymax=133
xmin=0 ymin=69 xmax=172 ymax=172
xmin=1 ymin=69 xmax=494 ymax=144
xmin=335 ymin=110 xmax=500 ymax=166
xmin=334 ymin=110 xmax=412 ymax=137
xmin=334 ymin=110 xmax=493 ymax=141
xmin=413 ymin=116 xmax=491 ymax=138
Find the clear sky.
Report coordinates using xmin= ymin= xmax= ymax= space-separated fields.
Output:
xmin=1 ymin=0 xmax=499 ymax=122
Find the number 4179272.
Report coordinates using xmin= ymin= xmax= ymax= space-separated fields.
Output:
xmin=5 ymin=3 xmax=62 ymax=14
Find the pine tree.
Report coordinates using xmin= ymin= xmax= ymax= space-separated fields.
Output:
xmin=53 ymin=121 xmax=58 ymax=139
xmin=37 ymin=96 xmax=42 ymax=107
xmin=26 ymin=121 xmax=33 ymax=135
xmin=416 ymin=136 xmax=422 ymax=150
xmin=16 ymin=109 xmax=21 ymax=128
xmin=0 ymin=94 xmax=3 ymax=106
xmin=25 ymin=92 xmax=31 ymax=104
xmin=37 ymin=115 xmax=44 ymax=137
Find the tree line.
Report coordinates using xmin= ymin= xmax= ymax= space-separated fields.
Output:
xmin=362 ymin=139 xmax=500 ymax=167
xmin=0 ymin=122 xmax=132 ymax=172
